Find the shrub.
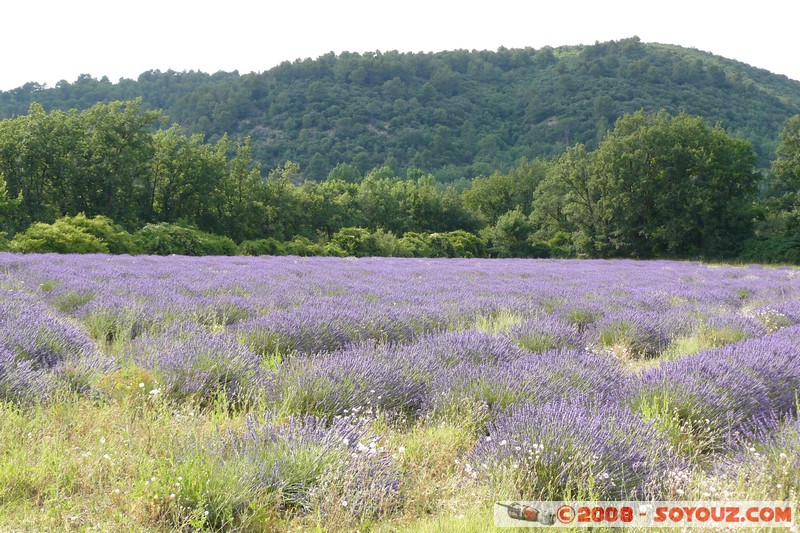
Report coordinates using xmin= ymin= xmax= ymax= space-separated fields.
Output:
xmin=132 ymin=326 xmax=263 ymax=407
xmin=443 ymin=230 xmax=487 ymax=258
xmin=10 ymin=220 xmax=109 ymax=253
xmin=327 ymin=227 xmax=401 ymax=257
xmin=739 ymin=236 xmax=800 ymax=264
xmin=9 ymin=213 xmax=137 ymax=254
xmin=133 ymin=223 xmax=238 ymax=256
xmin=169 ymin=414 xmax=399 ymax=528
xmin=238 ymin=238 xmax=285 ymax=256
xmin=266 ymin=350 xmax=427 ymax=422
xmin=57 ymin=213 xmax=137 ymax=253
xmin=470 ymin=400 xmax=682 ymax=500
xmin=284 ymin=236 xmax=326 ymax=256
xmin=398 ymin=232 xmax=435 ymax=257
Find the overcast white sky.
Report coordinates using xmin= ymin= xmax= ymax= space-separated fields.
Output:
xmin=2 ymin=0 xmax=798 ymax=91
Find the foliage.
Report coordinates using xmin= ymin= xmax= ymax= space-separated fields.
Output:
xmin=10 ymin=219 xmax=110 ymax=254
xmin=0 ymin=49 xmax=797 ymax=262
xmin=238 ymin=238 xmax=285 ymax=256
xmin=483 ymin=209 xmax=550 ymax=258
xmin=2 ymin=39 xmax=799 ymax=176
xmin=753 ymin=115 xmax=800 ymax=261
xmin=471 ymin=400 xmax=682 ymax=500
xmin=54 ymin=213 xmax=136 ymax=254
xmin=533 ymin=111 xmax=759 ymax=258
xmin=133 ymin=223 xmax=238 ymax=256
xmin=0 ymin=100 xmax=163 ymax=226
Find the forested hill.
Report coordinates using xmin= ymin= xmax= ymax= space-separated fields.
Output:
xmin=2 ymin=36 xmax=800 ymax=177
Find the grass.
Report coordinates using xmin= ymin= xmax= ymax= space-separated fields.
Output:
xmin=0 ymin=378 xmax=250 ymax=532
xmin=3 ymin=385 xmax=799 ymax=532
xmin=662 ymin=324 xmax=749 ymax=358
xmin=472 ymin=310 xmax=525 ymax=334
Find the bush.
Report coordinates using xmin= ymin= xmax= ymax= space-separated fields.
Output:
xmin=9 ymin=214 xmax=137 ymax=254
xmin=10 ymin=220 xmax=109 ymax=254
xmin=56 ymin=213 xmax=137 ymax=254
xmin=238 ymin=238 xmax=285 ymax=256
xmin=443 ymin=230 xmax=487 ymax=258
xmin=470 ymin=400 xmax=682 ymax=500
xmin=398 ymin=232 xmax=435 ymax=257
xmin=327 ymin=227 xmax=401 ymax=257
xmin=739 ymin=236 xmax=800 ymax=264
xmin=133 ymin=223 xmax=238 ymax=256
xmin=284 ymin=236 xmax=327 ymax=256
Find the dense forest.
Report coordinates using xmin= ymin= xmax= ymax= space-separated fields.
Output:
xmin=2 ymin=37 xmax=800 ymax=178
xmin=2 ymin=38 xmax=800 ymax=262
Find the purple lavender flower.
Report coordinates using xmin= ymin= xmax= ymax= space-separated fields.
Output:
xmin=628 ymin=326 xmax=800 ymax=454
xmin=471 ymin=400 xmax=683 ymax=500
xmin=225 ymin=414 xmax=400 ymax=514
xmin=265 ymin=348 xmax=428 ymax=422
xmin=0 ymin=292 xmax=94 ymax=370
xmin=132 ymin=325 xmax=263 ymax=407
xmin=507 ymin=314 xmax=583 ymax=353
xmin=0 ymin=345 xmax=54 ymax=403
xmin=429 ymin=350 xmax=629 ymax=429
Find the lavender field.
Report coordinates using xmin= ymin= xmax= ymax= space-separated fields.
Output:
xmin=1 ymin=253 xmax=799 ymax=531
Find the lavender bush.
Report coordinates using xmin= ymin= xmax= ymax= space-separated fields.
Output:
xmin=471 ymin=400 xmax=684 ymax=500
xmin=265 ymin=348 xmax=428 ymax=423
xmin=429 ymin=350 xmax=628 ymax=431
xmin=0 ymin=293 xmax=94 ymax=370
xmin=131 ymin=325 xmax=264 ymax=407
xmin=629 ymin=327 xmax=800 ymax=456
xmin=172 ymin=413 xmax=400 ymax=528
xmin=0 ymin=345 xmax=53 ymax=403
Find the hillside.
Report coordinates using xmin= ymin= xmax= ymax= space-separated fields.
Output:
xmin=2 ymin=37 xmax=800 ymax=178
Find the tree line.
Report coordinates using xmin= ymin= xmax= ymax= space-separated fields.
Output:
xmin=1 ymin=99 xmax=799 ymax=262
xmin=2 ymin=38 xmax=800 ymax=180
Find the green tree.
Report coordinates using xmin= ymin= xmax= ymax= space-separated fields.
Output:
xmin=261 ymin=162 xmax=303 ymax=240
xmin=462 ymin=158 xmax=548 ymax=224
xmin=213 ymin=136 xmax=266 ymax=241
xmin=484 ymin=209 xmax=548 ymax=258
xmin=327 ymin=163 xmax=362 ymax=183
xmin=147 ymin=125 xmax=225 ymax=227
xmin=747 ymin=114 xmax=800 ymax=262
xmin=299 ymin=178 xmax=364 ymax=237
xmin=765 ymin=114 xmax=800 ymax=224
xmin=532 ymin=144 xmax=601 ymax=256
xmin=0 ymin=173 xmax=23 ymax=235
xmin=72 ymin=99 xmax=162 ymax=225
xmin=592 ymin=110 xmax=758 ymax=257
